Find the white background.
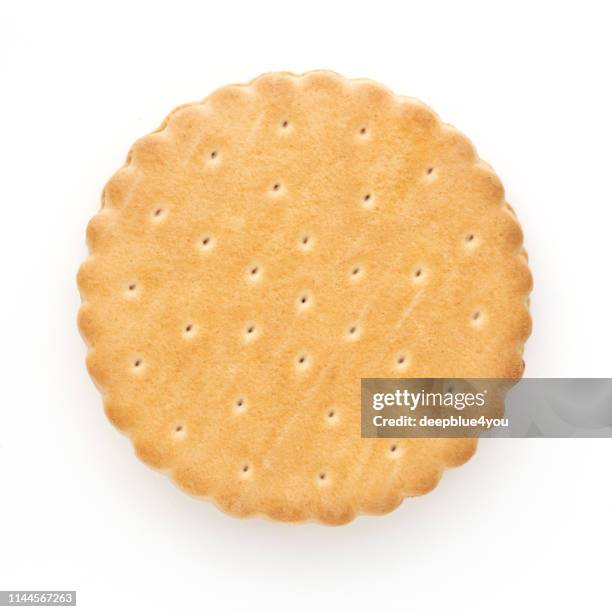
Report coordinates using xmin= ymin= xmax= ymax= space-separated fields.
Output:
xmin=1 ymin=1 xmax=611 ymax=610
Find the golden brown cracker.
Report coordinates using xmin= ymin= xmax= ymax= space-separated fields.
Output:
xmin=78 ymin=71 xmax=531 ymax=524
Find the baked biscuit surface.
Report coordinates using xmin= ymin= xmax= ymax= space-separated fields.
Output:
xmin=78 ymin=71 xmax=531 ymax=524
